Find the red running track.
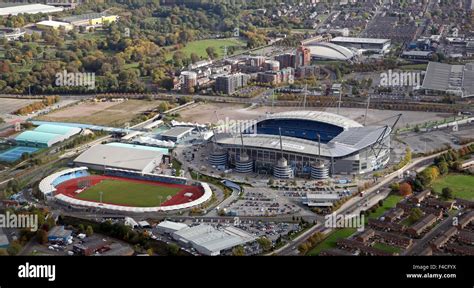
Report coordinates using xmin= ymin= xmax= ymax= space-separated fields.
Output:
xmin=55 ymin=175 xmax=204 ymax=207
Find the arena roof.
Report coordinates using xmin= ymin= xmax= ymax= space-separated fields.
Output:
xmin=216 ymin=125 xmax=390 ymax=158
xmin=331 ymin=37 xmax=391 ymax=45
xmin=0 ymin=4 xmax=63 ymax=16
xmin=306 ymin=42 xmax=356 ymax=61
xmin=73 ymin=144 xmax=163 ymax=172
xmin=263 ymin=111 xmax=363 ymax=130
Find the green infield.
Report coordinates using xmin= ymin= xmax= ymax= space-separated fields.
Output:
xmin=76 ymin=179 xmax=181 ymax=207
xmin=432 ymin=174 xmax=474 ymax=201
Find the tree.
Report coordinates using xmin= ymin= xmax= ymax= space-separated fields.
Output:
xmin=441 ymin=187 xmax=453 ymax=200
xmin=257 ymin=236 xmax=272 ymax=252
xmin=146 ymin=248 xmax=154 ymax=256
xmin=158 ymin=101 xmax=170 ymax=113
xmin=86 ymin=225 xmax=94 ymax=237
xmin=409 ymin=208 xmax=424 ymax=223
xmin=167 ymin=243 xmax=180 ymax=255
xmin=36 ymin=229 xmax=48 ymax=244
xmin=390 ymin=182 xmax=400 ymax=192
xmin=232 ymin=245 xmax=245 ymax=256
xmin=399 ymin=182 xmax=413 ymax=196
xmin=7 ymin=241 xmax=22 ymax=256
xmin=438 ymin=161 xmax=449 ymax=175
xmin=205 ymin=46 xmax=217 ymax=59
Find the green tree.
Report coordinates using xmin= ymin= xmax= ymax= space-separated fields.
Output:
xmin=36 ymin=229 xmax=48 ymax=244
xmin=167 ymin=243 xmax=180 ymax=255
xmin=257 ymin=236 xmax=272 ymax=252
xmin=441 ymin=187 xmax=453 ymax=200
xmin=86 ymin=225 xmax=94 ymax=237
xmin=7 ymin=241 xmax=22 ymax=256
xmin=409 ymin=208 xmax=424 ymax=224
xmin=232 ymin=245 xmax=245 ymax=256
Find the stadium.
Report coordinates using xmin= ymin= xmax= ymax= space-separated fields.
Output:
xmin=39 ymin=167 xmax=212 ymax=212
xmin=212 ymin=111 xmax=393 ymax=179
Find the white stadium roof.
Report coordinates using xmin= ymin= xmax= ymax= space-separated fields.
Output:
xmin=306 ymin=42 xmax=356 ymax=61
xmin=264 ymin=111 xmax=363 ymax=130
xmin=331 ymin=37 xmax=391 ymax=45
xmin=0 ymin=4 xmax=63 ymax=16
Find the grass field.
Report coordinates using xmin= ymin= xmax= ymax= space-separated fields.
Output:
xmin=166 ymin=38 xmax=246 ymax=60
xmin=367 ymin=195 xmax=404 ymax=222
xmin=76 ymin=179 xmax=181 ymax=207
xmin=307 ymin=228 xmax=357 ymax=256
xmin=432 ymin=174 xmax=474 ymax=201
xmin=36 ymin=100 xmax=161 ymax=127
xmin=372 ymin=242 xmax=402 ymax=254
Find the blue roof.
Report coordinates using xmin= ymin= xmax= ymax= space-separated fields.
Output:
xmin=106 ymin=142 xmax=169 ymax=155
xmin=15 ymin=131 xmax=63 ymax=144
xmin=34 ymin=124 xmax=79 ymax=135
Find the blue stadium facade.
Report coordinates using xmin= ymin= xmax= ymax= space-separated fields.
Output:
xmin=215 ymin=111 xmax=392 ymax=177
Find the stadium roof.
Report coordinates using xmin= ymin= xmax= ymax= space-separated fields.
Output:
xmin=0 ymin=4 xmax=63 ymax=16
xmin=422 ymin=62 xmax=474 ymax=97
xmin=215 ymin=125 xmax=390 ymax=158
xmin=73 ymin=144 xmax=163 ymax=172
xmin=331 ymin=37 xmax=391 ymax=45
xmin=15 ymin=131 xmax=64 ymax=145
xmin=172 ymin=224 xmax=255 ymax=255
xmin=264 ymin=111 xmax=363 ymax=130
xmin=306 ymin=42 xmax=356 ymax=61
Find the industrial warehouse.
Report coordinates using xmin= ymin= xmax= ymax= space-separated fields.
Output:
xmin=211 ymin=111 xmax=395 ymax=178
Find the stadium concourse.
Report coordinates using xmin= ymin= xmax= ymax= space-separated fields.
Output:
xmin=39 ymin=167 xmax=212 ymax=212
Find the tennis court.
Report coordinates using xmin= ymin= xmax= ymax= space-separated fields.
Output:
xmin=0 ymin=146 xmax=39 ymax=162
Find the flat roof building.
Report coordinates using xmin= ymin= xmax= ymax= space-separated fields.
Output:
xmin=160 ymin=127 xmax=194 ymax=142
xmin=422 ymin=62 xmax=474 ymax=97
xmin=156 ymin=221 xmax=189 ymax=234
xmin=15 ymin=124 xmax=81 ymax=148
xmin=73 ymin=144 xmax=163 ymax=173
xmin=36 ymin=20 xmax=73 ymax=31
xmin=48 ymin=226 xmax=73 ymax=243
xmin=172 ymin=224 xmax=255 ymax=256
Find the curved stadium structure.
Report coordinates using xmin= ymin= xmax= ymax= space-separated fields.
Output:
xmin=213 ymin=111 xmax=391 ymax=178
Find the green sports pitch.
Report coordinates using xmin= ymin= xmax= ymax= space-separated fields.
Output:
xmin=76 ymin=179 xmax=181 ymax=207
